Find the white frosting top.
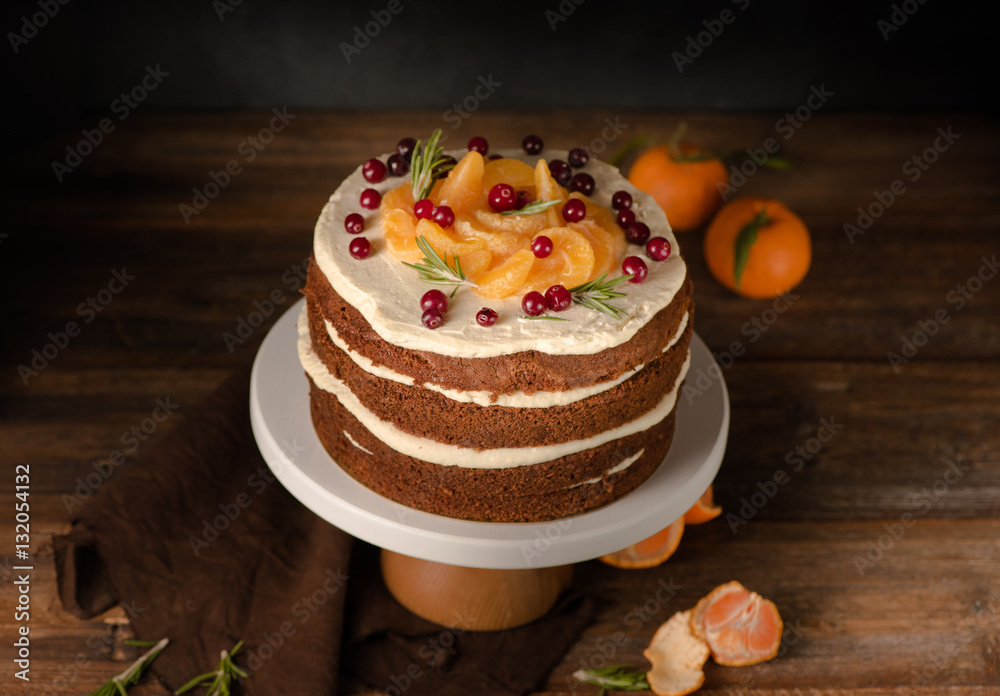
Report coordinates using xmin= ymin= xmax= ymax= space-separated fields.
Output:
xmin=313 ymin=148 xmax=686 ymax=359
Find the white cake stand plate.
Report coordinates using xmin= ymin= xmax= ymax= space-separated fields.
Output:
xmin=250 ymin=299 xmax=729 ymax=571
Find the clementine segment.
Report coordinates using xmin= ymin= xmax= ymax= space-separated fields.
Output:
xmin=414 ymin=218 xmax=485 ymax=257
xmin=598 ymin=518 xmax=685 ymax=569
xmin=524 ymin=227 xmax=594 ymax=293
xmin=704 ymin=197 xmax=811 ymax=299
xmin=474 ymin=249 xmax=535 ymax=299
xmin=482 ymin=157 xmax=536 ymax=193
xmin=628 ymin=143 xmax=727 ymax=231
xmin=690 ymin=581 xmax=783 ymax=667
xmin=382 ymin=208 xmax=422 ymax=262
xmin=435 ymin=150 xmax=485 ymax=214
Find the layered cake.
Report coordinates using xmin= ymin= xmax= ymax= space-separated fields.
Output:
xmin=299 ymin=132 xmax=693 ymax=522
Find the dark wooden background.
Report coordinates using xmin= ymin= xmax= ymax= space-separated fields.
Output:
xmin=1 ymin=110 xmax=998 ymax=694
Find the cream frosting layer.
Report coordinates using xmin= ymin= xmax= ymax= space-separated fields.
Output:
xmin=323 ymin=311 xmax=689 ymax=408
xmin=569 ymin=449 xmax=646 ymax=489
xmin=312 ymin=148 xmax=685 ymax=359
xmin=299 ymin=308 xmax=690 ymax=470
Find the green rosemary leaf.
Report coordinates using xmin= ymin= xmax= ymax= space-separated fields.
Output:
xmin=87 ymin=638 xmax=169 ymax=696
xmin=175 ymin=641 xmax=248 ymax=696
xmin=733 ymin=209 xmax=770 ymax=288
xmin=402 ymin=236 xmax=478 ymax=288
xmin=567 ymin=273 xmax=633 ymax=320
xmin=410 ymin=129 xmax=447 ymax=202
xmin=500 ymin=198 xmax=562 ymax=216
xmin=573 ymin=665 xmax=650 ymax=691
xmin=520 ymin=315 xmax=570 ymax=321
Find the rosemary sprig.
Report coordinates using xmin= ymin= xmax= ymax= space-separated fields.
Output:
xmin=410 ymin=129 xmax=452 ymax=201
xmin=568 ymin=273 xmax=633 ymax=320
xmin=402 ymin=235 xmax=479 ymax=289
xmin=175 ymin=641 xmax=249 ymax=696
xmin=87 ymin=637 xmax=169 ymax=696
xmin=573 ymin=664 xmax=650 ymax=695
xmin=521 ymin=315 xmax=569 ymax=321
xmin=500 ymin=199 xmax=562 ymax=216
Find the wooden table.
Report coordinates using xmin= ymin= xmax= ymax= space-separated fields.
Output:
xmin=2 ymin=111 xmax=998 ymax=694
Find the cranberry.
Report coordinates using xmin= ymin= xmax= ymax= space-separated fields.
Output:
xmin=522 ymin=291 xmax=547 ymax=316
xmin=616 ymin=209 xmax=636 ymax=228
xmin=344 ymin=213 xmax=365 ymax=234
xmin=362 ymin=158 xmax=386 ymax=183
xmin=432 ymin=205 xmax=455 ymax=228
xmin=646 ymin=236 xmax=672 ymax=261
xmin=548 ymin=159 xmax=572 ymax=186
xmin=396 ymin=137 xmax=416 ymax=159
xmin=413 ymin=198 xmax=435 ymax=220
xmin=349 ymin=237 xmax=371 ymax=259
xmin=489 ymin=183 xmax=517 ymax=212
xmin=545 ymin=285 xmax=572 ymax=311
xmin=625 ymin=221 xmax=651 ymax=245
xmin=387 ymin=152 xmax=409 ymax=176
xmin=569 ymin=172 xmax=595 ymax=195
xmin=360 ymin=188 xmax=381 ymax=209
xmin=476 ymin=308 xmax=498 ymax=326
xmin=420 ymin=289 xmax=448 ymax=312
xmin=488 ymin=154 xmax=503 ymax=161
xmin=515 ymin=190 xmax=532 ymax=209
xmin=611 ymin=190 xmax=633 ymax=210
xmin=622 ymin=256 xmax=648 ymax=283
xmin=568 ymin=147 xmax=589 ymax=168
xmin=421 ymin=308 xmax=444 ymax=329
xmin=531 ymin=235 xmax=553 ymax=258
xmin=467 ymin=136 xmax=489 ymax=155
xmin=562 ymin=198 xmax=586 ymax=223
xmin=522 ymin=134 xmax=543 ymax=155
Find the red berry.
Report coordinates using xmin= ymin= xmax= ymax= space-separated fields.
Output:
xmin=414 ymin=198 xmax=435 ymax=219
xmin=489 ymin=183 xmax=517 ymax=212
xmin=622 ymin=256 xmax=648 ymax=283
xmin=344 ymin=213 xmax=365 ymax=234
xmin=349 ymin=237 xmax=371 ymax=259
xmin=531 ymin=235 xmax=553 ymax=258
xmin=488 ymin=154 xmax=503 ymax=161
xmin=515 ymin=190 xmax=532 ymax=209
xmin=611 ymin=190 xmax=633 ymax=210
xmin=625 ymin=221 xmax=651 ymax=245
xmin=432 ymin=205 xmax=455 ymax=228
xmin=569 ymin=172 xmax=595 ymax=195
xmin=544 ymin=285 xmax=572 ymax=311
xmin=548 ymin=159 xmax=572 ymax=186
xmin=522 ymin=134 xmax=543 ymax=154
xmin=522 ymin=291 xmax=547 ymax=316
xmin=468 ymin=136 xmax=489 ymax=155
xmin=360 ymin=188 xmax=381 ymax=209
xmin=476 ymin=308 xmax=498 ymax=326
xmin=562 ymin=198 xmax=586 ymax=223
xmin=616 ymin=209 xmax=636 ymax=228
xmin=646 ymin=237 xmax=672 ymax=261
xmin=420 ymin=289 xmax=448 ymax=312
xmin=396 ymin=137 xmax=416 ymax=159
xmin=362 ymin=158 xmax=386 ymax=183
xmin=421 ymin=308 xmax=444 ymax=329
xmin=568 ymin=147 xmax=589 ymax=168
xmin=387 ymin=152 xmax=409 ymax=176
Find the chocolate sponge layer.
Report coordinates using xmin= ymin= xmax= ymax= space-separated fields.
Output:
xmin=307 ymin=375 xmax=678 ymax=523
xmin=306 ymin=296 xmax=693 ymax=450
xmin=304 ymin=256 xmax=693 ymax=396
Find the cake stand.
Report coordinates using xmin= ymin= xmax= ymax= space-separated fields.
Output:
xmin=250 ymin=299 xmax=729 ymax=630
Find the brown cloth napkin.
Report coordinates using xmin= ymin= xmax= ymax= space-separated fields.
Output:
xmin=54 ymin=365 xmax=595 ymax=696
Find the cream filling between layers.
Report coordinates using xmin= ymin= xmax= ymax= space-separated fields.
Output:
xmin=322 ymin=311 xmax=689 ymax=408
xmin=568 ymin=449 xmax=645 ymax=489
xmin=299 ymin=308 xmax=690 ymax=469
xmin=312 ymin=149 xmax=686 ymax=359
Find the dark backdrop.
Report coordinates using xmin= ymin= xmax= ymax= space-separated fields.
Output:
xmin=1 ymin=0 xmax=993 ymax=156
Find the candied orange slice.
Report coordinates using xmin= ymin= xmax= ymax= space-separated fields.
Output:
xmin=569 ymin=220 xmax=617 ymax=278
xmin=380 ymin=183 xmax=414 ymax=213
xmin=474 ymin=249 xmax=535 ymax=299
xmin=415 ymin=218 xmax=485 ymax=257
xmin=643 ymin=610 xmax=710 ymax=696
xmin=524 ymin=226 xmax=595 ymax=293
xmin=435 ymin=150 xmax=485 ymax=214
xmin=534 ymin=159 xmax=568 ymax=228
xmin=482 ymin=157 xmax=536 ymax=193
xmin=683 ymin=483 xmax=722 ymax=525
xmin=599 ymin=518 xmax=685 ymax=569
xmin=690 ymin=581 xmax=783 ymax=667
xmin=382 ymin=208 xmax=422 ymax=262
xmin=458 ymin=248 xmax=492 ymax=280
